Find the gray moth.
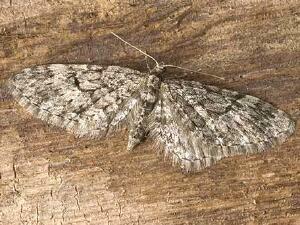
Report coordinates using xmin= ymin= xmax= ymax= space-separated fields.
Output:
xmin=8 ymin=34 xmax=295 ymax=172
xmin=8 ymin=63 xmax=295 ymax=172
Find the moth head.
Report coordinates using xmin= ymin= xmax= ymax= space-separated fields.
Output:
xmin=150 ymin=65 xmax=167 ymax=76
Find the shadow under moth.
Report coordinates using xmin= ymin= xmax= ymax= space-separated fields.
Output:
xmin=8 ymin=33 xmax=295 ymax=172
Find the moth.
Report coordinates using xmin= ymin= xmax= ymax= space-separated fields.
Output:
xmin=8 ymin=32 xmax=295 ymax=172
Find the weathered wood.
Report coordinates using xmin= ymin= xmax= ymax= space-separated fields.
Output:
xmin=0 ymin=0 xmax=299 ymax=224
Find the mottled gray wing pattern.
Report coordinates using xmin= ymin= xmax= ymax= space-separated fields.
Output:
xmin=150 ymin=80 xmax=295 ymax=172
xmin=9 ymin=64 xmax=145 ymax=138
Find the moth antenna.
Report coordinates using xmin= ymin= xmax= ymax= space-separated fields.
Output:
xmin=111 ymin=32 xmax=160 ymax=67
xmin=163 ymin=64 xmax=225 ymax=80
xmin=111 ymin=32 xmax=224 ymax=80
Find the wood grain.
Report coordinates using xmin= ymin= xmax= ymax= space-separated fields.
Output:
xmin=0 ymin=0 xmax=299 ymax=224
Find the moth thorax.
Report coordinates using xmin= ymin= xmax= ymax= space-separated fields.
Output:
xmin=147 ymin=74 xmax=161 ymax=87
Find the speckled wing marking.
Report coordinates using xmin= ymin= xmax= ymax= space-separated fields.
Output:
xmin=150 ymin=80 xmax=295 ymax=172
xmin=9 ymin=64 xmax=145 ymax=138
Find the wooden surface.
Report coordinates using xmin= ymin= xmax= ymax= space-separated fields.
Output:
xmin=0 ymin=0 xmax=299 ymax=224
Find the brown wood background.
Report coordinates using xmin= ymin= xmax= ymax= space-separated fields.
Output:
xmin=0 ymin=0 xmax=299 ymax=224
